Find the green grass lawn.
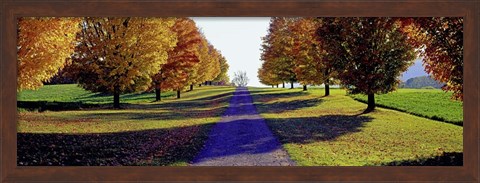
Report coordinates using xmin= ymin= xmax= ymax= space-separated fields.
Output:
xmin=17 ymin=84 xmax=235 ymax=166
xmin=249 ymin=87 xmax=463 ymax=166
xmin=18 ymin=84 xmax=175 ymax=104
xmin=350 ymin=88 xmax=463 ymax=126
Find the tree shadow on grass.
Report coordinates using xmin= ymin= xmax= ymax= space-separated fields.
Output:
xmin=249 ymin=90 xmax=308 ymax=103
xmin=254 ymin=98 xmax=324 ymax=114
xmin=17 ymin=101 xmax=104 ymax=112
xmin=18 ymin=90 xmax=234 ymax=112
xmin=153 ymin=92 xmax=234 ymax=109
xmin=17 ymin=89 xmax=237 ymax=166
xmin=265 ymin=115 xmax=373 ymax=144
xmin=17 ymin=124 xmax=214 ymax=166
xmin=249 ymin=89 xmax=320 ymax=113
xmin=93 ymin=89 xmax=235 ymax=110
xmin=382 ymin=152 xmax=463 ymax=166
xmin=73 ymin=106 xmax=230 ymax=121
xmin=66 ymin=92 xmax=234 ymax=121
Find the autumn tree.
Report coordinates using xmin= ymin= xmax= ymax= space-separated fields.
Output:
xmin=67 ymin=17 xmax=177 ymax=108
xmin=318 ymin=17 xmax=417 ymax=112
xmin=204 ymin=44 xmax=222 ymax=85
xmin=151 ymin=18 xmax=202 ymax=100
xmin=400 ymin=17 xmax=463 ymax=100
xmin=17 ymin=17 xmax=81 ymax=91
xmin=290 ymin=17 xmax=337 ymax=94
xmin=213 ymin=54 xmax=230 ymax=85
xmin=260 ymin=17 xmax=297 ymax=89
xmin=191 ymin=35 xmax=221 ymax=88
xmin=258 ymin=60 xmax=282 ymax=87
xmin=190 ymin=36 xmax=210 ymax=88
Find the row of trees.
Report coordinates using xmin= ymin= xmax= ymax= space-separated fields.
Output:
xmin=18 ymin=17 xmax=230 ymax=108
xmin=258 ymin=17 xmax=463 ymax=112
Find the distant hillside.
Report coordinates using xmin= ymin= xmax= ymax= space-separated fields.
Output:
xmin=399 ymin=76 xmax=444 ymax=89
xmin=401 ymin=58 xmax=428 ymax=81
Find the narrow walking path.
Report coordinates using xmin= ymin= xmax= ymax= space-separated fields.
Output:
xmin=191 ymin=87 xmax=295 ymax=166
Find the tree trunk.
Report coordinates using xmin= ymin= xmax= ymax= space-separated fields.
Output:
xmin=282 ymin=82 xmax=285 ymax=88
xmin=271 ymin=85 xmax=274 ymax=88
xmin=190 ymin=84 xmax=193 ymax=91
xmin=205 ymin=81 xmax=208 ymax=85
xmin=199 ymin=84 xmax=202 ymax=87
xmin=303 ymin=85 xmax=307 ymax=91
xmin=276 ymin=84 xmax=279 ymax=88
xmin=177 ymin=90 xmax=181 ymax=99
xmin=366 ymin=94 xmax=375 ymax=112
xmin=113 ymin=90 xmax=120 ymax=109
xmin=290 ymin=82 xmax=294 ymax=89
xmin=325 ymin=82 xmax=330 ymax=96
xmin=155 ymin=87 xmax=161 ymax=101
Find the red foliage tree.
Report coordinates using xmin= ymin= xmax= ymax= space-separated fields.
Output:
xmin=399 ymin=17 xmax=463 ymax=100
xmin=151 ymin=18 xmax=202 ymax=100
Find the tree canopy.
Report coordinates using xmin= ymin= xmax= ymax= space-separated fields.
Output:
xmin=260 ymin=17 xmax=297 ymax=88
xmin=318 ymin=17 xmax=417 ymax=111
xmin=400 ymin=17 xmax=463 ymax=100
xmin=66 ymin=17 xmax=177 ymax=108
xmin=152 ymin=18 xmax=202 ymax=100
xmin=17 ymin=17 xmax=81 ymax=91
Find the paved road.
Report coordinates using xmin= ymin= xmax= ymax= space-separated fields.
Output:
xmin=191 ymin=87 xmax=295 ymax=166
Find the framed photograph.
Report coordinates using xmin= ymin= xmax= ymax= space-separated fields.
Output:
xmin=1 ymin=0 xmax=478 ymax=182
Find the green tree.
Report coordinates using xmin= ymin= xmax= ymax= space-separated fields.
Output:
xmin=319 ymin=18 xmax=416 ymax=112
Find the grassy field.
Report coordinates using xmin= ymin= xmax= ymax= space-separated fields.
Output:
xmin=350 ymin=88 xmax=463 ymax=126
xmin=18 ymin=84 xmax=175 ymax=104
xmin=17 ymin=84 xmax=235 ymax=166
xmin=249 ymin=87 xmax=463 ymax=166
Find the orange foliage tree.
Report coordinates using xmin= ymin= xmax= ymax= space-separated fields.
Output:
xmin=260 ymin=17 xmax=297 ymax=89
xmin=17 ymin=17 xmax=81 ymax=91
xmin=400 ymin=17 xmax=463 ymax=100
xmin=151 ymin=18 xmax=202 ymax=100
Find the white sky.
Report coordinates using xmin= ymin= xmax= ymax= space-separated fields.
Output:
xmin=192 ymin=17 xmax=426 ymax=87
xmin=192 ymin=17 xmax=270 ymax=87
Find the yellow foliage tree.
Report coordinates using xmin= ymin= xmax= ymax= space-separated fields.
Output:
xmin=191 ymin=35 xmax=211 ymax=86
xmin=67 ymin=17 xmax=177 ymax=108
xmin=17 ymin=17 xmax=81 ymax=91
xmin=213 ymin=54 xmax=230 ymax=85
xmin=192 ymin=35 xmax=221 ymax=87
xmin=205 ymin=44 xmax=221 ymax=83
